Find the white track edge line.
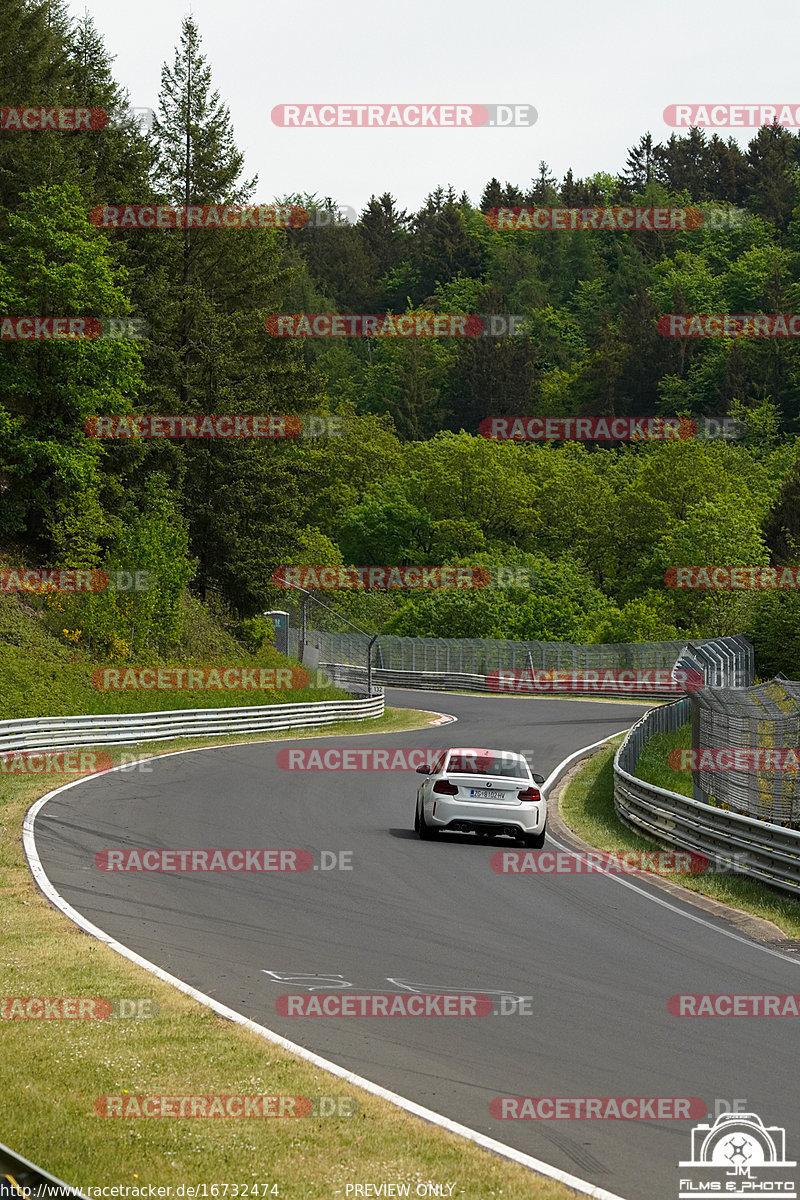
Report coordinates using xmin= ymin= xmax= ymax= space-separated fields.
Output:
xmin=541 ymin=734 xmax=800 ymax=970
xmin=22 ymin=728 xmax=626 ymax=1200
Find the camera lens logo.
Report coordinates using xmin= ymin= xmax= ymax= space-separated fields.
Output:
xmin=679 ymin=1112 xmax=796 ymax=1198
xmin=724 ymin=1137 xmax=751 ymax=1167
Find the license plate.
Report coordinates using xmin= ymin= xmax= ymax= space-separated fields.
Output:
xmin=470 ymin=788 xmax=501 ymax=800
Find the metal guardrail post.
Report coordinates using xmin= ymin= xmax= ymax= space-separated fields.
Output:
xmin=367 ymin=634 xmax=379 ymax=697
xmin=299 ymin=592 xmax=308 ymax=664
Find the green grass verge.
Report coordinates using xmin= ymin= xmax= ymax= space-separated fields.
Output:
xmin=634 ymin=724 xmax=692 ymax=796
xmin=0 ymin=593 xmax=347 ymax=718
xmin=560 ymin=737 xmax=800 ymax=939
xmin=0 ymin=708 xmax=581 ymax=1199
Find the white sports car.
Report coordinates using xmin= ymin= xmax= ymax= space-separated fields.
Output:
xmin=414 ymin=747 xmax=547 ymax=847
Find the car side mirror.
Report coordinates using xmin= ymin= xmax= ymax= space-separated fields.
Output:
xmin=416 ymin=764 xmax=431 ymax=774
xmin=532 ymin=773 xmax=545 ymax=785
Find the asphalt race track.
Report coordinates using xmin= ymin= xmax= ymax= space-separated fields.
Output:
xmin=31 ymin=688 xmax=800 ymax=1200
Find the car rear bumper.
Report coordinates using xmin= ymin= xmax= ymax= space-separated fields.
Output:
xmin=425 ymin=796 xmax=546 ymax=835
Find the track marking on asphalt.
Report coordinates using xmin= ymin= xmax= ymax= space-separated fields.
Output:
xmin=541 ymin=733 xmax=800 ymax=970
xmin=25 ymin=715 xmax=794 ymax=1197
xmin=22 ymin=732 xmax=625 ymax=1200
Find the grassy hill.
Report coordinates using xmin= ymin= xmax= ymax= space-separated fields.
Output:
xmin=0 ymin=592 xmax=343 ymax=720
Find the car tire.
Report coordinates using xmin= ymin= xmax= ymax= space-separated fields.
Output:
xmin=414 ymin=801 xmax=420 ymax=832
xmin=417 ymin=802 xmax=436 ymax=840
xmin=520 ymin=827 xmax=546 ymax=849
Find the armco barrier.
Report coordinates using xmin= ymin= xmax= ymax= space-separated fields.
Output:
xmin=322 ymin=663 xmax=689 ymax=697
xmin=0 ymin=1137 xmax=90 ymax=1199
xmin=613 ymin=700 xmax=800 ymax=897
xmin=0 ymin=693 xmax=384 ymax=755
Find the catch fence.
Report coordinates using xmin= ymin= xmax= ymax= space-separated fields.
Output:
xmin=292 ymin=631 xmax=753 ymax=696
xmin=690 ymin=676 xmax=800 ymax=827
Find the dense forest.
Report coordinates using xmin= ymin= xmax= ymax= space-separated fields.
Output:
xmin=3 ymin=0 xmax=800 ymax=679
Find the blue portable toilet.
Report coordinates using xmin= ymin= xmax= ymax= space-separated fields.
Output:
xmin=264 ymin=610 xmax=289 ymax=655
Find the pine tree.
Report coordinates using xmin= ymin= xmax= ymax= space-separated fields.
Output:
xmin=706 ymin=134 xmax=749 ymax=204
xmin=410 ymin=195 xmax=485 ymax=300
xmin=658 ymin=129 xmax=711 ymax=199
xmin=359 ymin=193 xmax=409 ymax=276
xmin=141 ymin=17 xmax=319 ymax=613
xmin=152 ymin=16 xmax=256 ymax=406
xmin=621 ymin=133 xmax=661 ymax=197
xmin=480 ymin=179 xmax=504 ymax=211
xmin=745 ymin=124 xmax=799 ymax=227
xmin=66 ymin=13 xmax=155 ymax=204
xmin=528 ymin=161 xmax=558 ymax=204
xmin=0 ymin=0 xmax=72 ymax=208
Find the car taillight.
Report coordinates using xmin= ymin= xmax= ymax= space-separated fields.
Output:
xmin=433 ymin=780 xmax=459 ymax=795
xmin=518 ymin=787 xmax=541 ymax=801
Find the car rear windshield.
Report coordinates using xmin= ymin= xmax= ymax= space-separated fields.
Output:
xmin=446 ymin=753 xmax=529 ymax=777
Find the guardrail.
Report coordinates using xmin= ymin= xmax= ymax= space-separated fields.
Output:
xmin=0 ymin=1137 xmax=89 ymax=1199
xmin=322 ymin=663 xmax=688 ymax=697
xmin=0 ymin=693 xmax=384 ymax=755
xmin=613 ymin=700 xmax=800 ymax=897
xmin=323 ymin=663 xmax=529 ymax=693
